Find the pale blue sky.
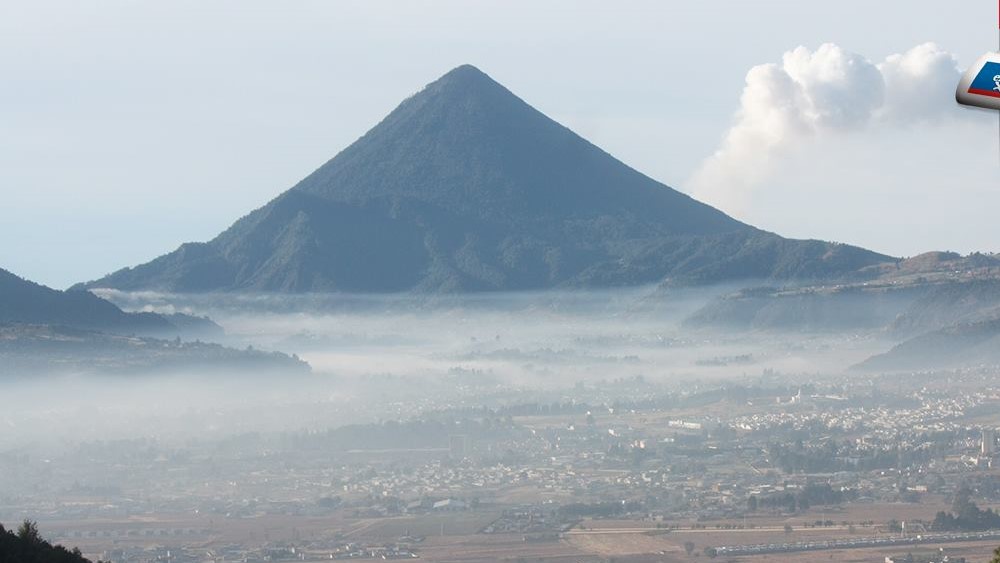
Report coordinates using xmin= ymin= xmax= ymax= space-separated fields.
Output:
xmin=2 ymin=1 xmax=999 ymax=288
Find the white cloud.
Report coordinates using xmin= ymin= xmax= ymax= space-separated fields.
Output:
xmin=688 ymin=42 xmax=962 ymax=212
xmin=879 ymin=42 xmax=963 ymax=122
xmin=782 ymin=44 xmax=885 ymax=128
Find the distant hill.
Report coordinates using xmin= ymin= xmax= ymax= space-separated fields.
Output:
xmin=78 ymin=65 xmax=891 ymax=294
xmin=683 ymin=284 xmax=923 ymax=332
xmin=855 ymin=319 xmax=1000 ymax=372
xmin=684 ymin=252 xmax=1000 ymax=333
xmin=888 ymin=278 xmax=1000 ymax=338
xmin=0 ymin=267 xmax=218 ymax=338
xmin=859 ymin=251 xmax=1000 ymax=280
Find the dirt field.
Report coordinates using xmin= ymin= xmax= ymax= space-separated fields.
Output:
xmin=34 ymin=503 xmax=1000 ymax=562
xmin=420 ymin=534 xmax=600 ymax=562
xmin=342 ymin=512 xmax=502 ymax=539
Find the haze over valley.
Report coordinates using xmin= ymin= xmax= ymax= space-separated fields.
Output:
xmin=4 ymin=18 xmax=1000 ymax=563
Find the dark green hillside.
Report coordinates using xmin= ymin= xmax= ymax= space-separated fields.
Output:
xmin=0 ymin=268 xmax=167 ymax=333
xmin=0 ymin=268 xmax=219 ymax=337
xmin=0 ymin=521 xmax=92 ymax=563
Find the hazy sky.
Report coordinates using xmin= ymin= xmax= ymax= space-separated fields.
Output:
xmin=2 ymin=1 xmax=999 ymax=288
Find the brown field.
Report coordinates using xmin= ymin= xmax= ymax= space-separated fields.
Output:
xmin=35 ymin=500 xmax=1000 ymax=563
xmin=565 ymin=532 xmax=685 ymax=557
xmin=571 ymin=499 xmax=954 ymax=533
xmin=565 ymin=527 xmax=1000 ymax=563
xmin=40 ymin=512 xmax=369 ymax=551
xmin=721 ymin=540 xmax=1000 ymax=563
xmin=342 ymin=512 xmax=501 ymax=539
xmin=419 ymin=534 xmax=600 ymax=562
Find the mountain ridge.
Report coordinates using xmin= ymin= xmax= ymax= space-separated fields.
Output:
xmin=0 ymin=267 xmax=218 ymax=337
xmin=0 ymin=267 xmax=312 ymax=376
xmin=77 ymin=64 xmax=893 ymax=293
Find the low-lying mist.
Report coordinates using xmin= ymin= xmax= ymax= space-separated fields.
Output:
xmin=2 ymin=285 xmax=892 ymax=453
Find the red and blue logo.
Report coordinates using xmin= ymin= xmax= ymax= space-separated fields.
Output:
xmin=967 ymin=61 xmax=1000 ymax=98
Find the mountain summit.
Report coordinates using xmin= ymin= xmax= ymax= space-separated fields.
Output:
xmin=80 ymin=65 xmax=891 ymax=293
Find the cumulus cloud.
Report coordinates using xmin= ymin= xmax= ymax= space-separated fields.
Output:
xmin=688 ymin=42 xmax=962 ymax=211
xmin=879 ymin=43 xmax=964 ymax=122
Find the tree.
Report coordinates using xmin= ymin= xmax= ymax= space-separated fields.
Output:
xmin=747 ymin=495 xmax=758 ymax=512
xmin=990 ymin=545 xmax=1000 ymax=563
xmin=953 ymin=486 xmax=974 ymax=515
xmin=933 ymin=488 xmax=1000 ymax=531
xmin=784 ymin=524 xmax=793 ymax=534
xmin=17 ymin=520 xmax=41 ymax=544
xmin=0 ymin=520 xmax=93 ymax=563
xmin=684 ymin=541 xmax=695 ymax=556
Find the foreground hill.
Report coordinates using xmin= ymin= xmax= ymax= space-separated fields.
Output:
xmin=0 ymin=267 xmax=217 ymax=338
xmin=0 ymin=521 xmax=91 ymax=563
xmin=79 ymin=65 xmax=890 ymax=293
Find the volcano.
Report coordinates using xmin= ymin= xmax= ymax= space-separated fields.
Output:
xmin=79 ymin=65 xmax=891 ymax=293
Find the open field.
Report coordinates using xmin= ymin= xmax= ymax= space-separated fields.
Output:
xmin=342 ymin=512 xmax=502 ymax=539
xmin=567 ymin=528 xmax=1000 ymax=562
xmin=419 ymin=535 xmax=601 ymax=562
xmin=36 ymin=502 xmax=1000 ymax=562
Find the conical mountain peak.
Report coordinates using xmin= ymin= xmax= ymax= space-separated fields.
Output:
xmin=78 ymin=67 xmax=892 ymax=293
xmin=412 ymin=64 xmax=518 ymax=112
xmin=390 ymin=63 xmax=523 ymax=121
xmin=421 ymin=64 xmax=504 ymax=96
xmin=289 ymin=64 xmax=743 ymax=232
xmin=435 ymin=64 xmax=491 ymax=84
